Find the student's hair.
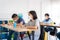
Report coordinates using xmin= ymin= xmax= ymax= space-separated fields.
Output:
xmin=12 ymin=14 xmax=18 ymax=18
xmin=29 ymin=10 xmax=37 ymax=20
xmin=45 ymin=13 xmax=49 ymax=16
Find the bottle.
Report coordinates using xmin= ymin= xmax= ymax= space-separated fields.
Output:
xmin=13 ymin=22 xmax=17 ymax=28
xmin=50 ymin=22 xmax=55 ymax=26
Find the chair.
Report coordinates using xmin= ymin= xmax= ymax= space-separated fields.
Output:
xmin=56 ymin=32 xmax=60 ymax=40
xmin=0 ymin=20 xmax=8 ymax=40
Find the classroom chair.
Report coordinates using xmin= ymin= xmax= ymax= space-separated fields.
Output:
xmin=0 ymin=20 xmax=8 ymax=40
xmin=56 ymin=32 xmax=60 ymax=40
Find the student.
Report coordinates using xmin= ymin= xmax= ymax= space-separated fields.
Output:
xmin=43 ymin=13 xmax=52 ymax=24
xmin=8 ymin=14 xmax=25 ymax=40
xmin=43 ymin=13 xmax=56 ymax=40
xmin=25 ymin=11 xmax=40 ymax=40
xmin=43 ymin=13 xmax=55 ymax=32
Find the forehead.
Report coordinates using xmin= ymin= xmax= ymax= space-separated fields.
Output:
xmin=13 ymin=17 xmax=18 ymax=19
xmin=45 ymin=15 xmax=49 ymax=17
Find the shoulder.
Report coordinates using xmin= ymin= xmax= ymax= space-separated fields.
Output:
xmin=49 ymin=18 xmax=52 ymax=21
xmin=35 ymin=19 xmax=40 ymax=23
xmin=18 ymin=18 xmax=24 ymax=21
xmin=35 ymin=19 xmax=40 ymax=22
xmin=17 ymin=18 xmax=25 ymax=22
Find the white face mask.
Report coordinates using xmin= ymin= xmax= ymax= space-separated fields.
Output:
xmin=14 ymin=20 xmax=17 ymax=22
xmin=28 ymin=16 xmax=32 ymax=20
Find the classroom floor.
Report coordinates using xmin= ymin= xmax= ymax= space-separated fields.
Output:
xmin=1 ymin=36 xmax=59 ymax=40
xmin=1 ymin=35 xmax=39 ymax=40
xmin=1 ymin=34 xmax=59 ymax=40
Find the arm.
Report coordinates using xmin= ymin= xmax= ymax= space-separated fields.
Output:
xmin=26 ymin=26 xmax=38 ymax=29
xmin=25 ymin=19 xmax=39 ymax=29
xmin=17 ymin=18 xmax=25 ymax=27
xmin=17 ymin=21 xmax=24 ymax=28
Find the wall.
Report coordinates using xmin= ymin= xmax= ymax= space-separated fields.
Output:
xmin=0 ymin=0 xmax=60 ymax=23
xmin=41 ymin=0 xmax=60 ymax=24
xmin=41 ymin=0 xmax=60 ymax=32
xmin=0 ymin=0 xmax=41 ymax=23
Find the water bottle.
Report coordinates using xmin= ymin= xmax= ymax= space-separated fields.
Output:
xmin=13 ymin=22 xmax=17 ymax=28
xmin=50 ymin=22 xmax=54 ymax=26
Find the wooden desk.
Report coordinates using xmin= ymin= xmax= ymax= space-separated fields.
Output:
xmin=40 ymin=22 xmax=60 ymax=28
xmin=39 ymin=23 xmax=60 ymax=40
xmin=1 ymin=24 xmax=37 ymax=32
xmin=0 ymin=24 xmax=37 ymax=40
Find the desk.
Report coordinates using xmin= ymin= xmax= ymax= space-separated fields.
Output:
xmin=39 ymin=23 xmax=60 ymax=40
xmin=0 ymin=24 xmax=37 ymax=40
xmin=1 ymin=24 xmax=37 ymax=32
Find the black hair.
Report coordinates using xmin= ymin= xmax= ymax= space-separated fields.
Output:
xmin=12 ymin=14 xmax=18 ymax=18
xmin=45 ymin=13 xmax=49 ymax=16
xmin=29 ymin=10 xmax=37 ymax=20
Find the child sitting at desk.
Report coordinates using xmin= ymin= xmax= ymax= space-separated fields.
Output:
xmin=43 ymin=13 xmax=53 ymax=32
xmin=43 ymin=13 xmax=56 ymax=40
xmin=25 ymin=11 xmax=40 ymax=40
xmin=7 ymin=14 xmax=25 ymax=40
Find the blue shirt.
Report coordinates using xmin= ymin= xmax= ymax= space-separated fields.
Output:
xmin=43 ymin=18 xmax=53 ymax=24
xmin=16 ymin=18 xmax=25 ymax=25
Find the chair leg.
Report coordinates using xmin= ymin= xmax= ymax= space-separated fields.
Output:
xmin=27 ymin=31 xmax=31 ymax=40
xmin=21 ymin=37 xmax=23 ymax=40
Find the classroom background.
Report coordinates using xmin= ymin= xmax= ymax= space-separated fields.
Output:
xmin=0 ymin=0 xmax=60 ymax=40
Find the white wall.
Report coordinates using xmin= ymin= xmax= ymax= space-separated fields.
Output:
xmin=41 ymin=0 xmax=60 ymax=32
xmin=28 ymin=0 xmax=41 ymax=21
xmin=0 ymin=0 xmax=29 ymax=21
xmin=51 ymin=0 xmax=60 ymax=24
xmin=0 ymin=0 xmax=41 ymax=23
xmin=41 ymin=0 xmax=52 ymax=21
xmin=0 ymin=0 xmax=60 ymax=23
xmin=41 ymin=0 xmax=60 ymax=24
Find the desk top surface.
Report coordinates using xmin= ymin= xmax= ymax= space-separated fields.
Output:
xmin=1 ymin=24 xmax=37 ymax=32
xmin=40 ymin=23 xmax=60 ymax=28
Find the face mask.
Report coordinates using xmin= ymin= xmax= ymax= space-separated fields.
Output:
xmin=28 ymin=16 xmax=32 ymax=20
xmin=14 ymin=20 xmax=17 ymax=22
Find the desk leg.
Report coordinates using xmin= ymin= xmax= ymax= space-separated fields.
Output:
xmin=39 ymin=26 xmax=45 ymax=40
xmin=44 ymin=32 xmax=48 ymax=40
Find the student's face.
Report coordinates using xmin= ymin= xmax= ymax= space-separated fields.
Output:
xmin=13 ymin=17 xmax=18 ymax=21
xmin=28 ymin=13 xmax=33 ymax=20
xmin=45 ymin=16 xmax=49 ymax=19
